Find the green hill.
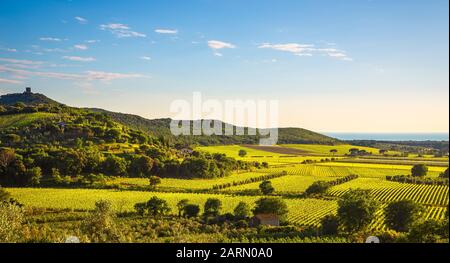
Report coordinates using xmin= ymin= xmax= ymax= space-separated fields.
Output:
xmin=90 ymin=108 xmax=340 ymax=146
xmin=0 ymin=91 xmax=61 ymax=106
xmin=0 ymin=90 xmax=339 ymax=146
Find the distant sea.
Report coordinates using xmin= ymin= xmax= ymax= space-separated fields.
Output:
xmin=324 ymin=133 xmax=449 ymax=141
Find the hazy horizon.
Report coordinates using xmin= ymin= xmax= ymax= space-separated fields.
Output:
xmin=0 ymin=0 xmax=448 ymax=133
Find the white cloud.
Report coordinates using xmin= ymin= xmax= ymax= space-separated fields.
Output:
xmin=208 ymin=40 xmax=236 ymax=50
xmin=85 ymin=71 xmax=146 ymax=81
xmin=140 ymin=56 xmax=151 ymax=61
xmin=75 ymin=16 xmax=88 ymax=24
xmin=259 ymin=42 xmax=352 ymax=61
xmin=62 ymin=56 xmax=96 ymax=62
xmin=85 ymin=40 xmax=99 ymax=44
xmin=0 ymin=58 xmax=43 ymax=65
xmin=74 ymin=44 xmax=88 ymax=50
xmin=0 ymin=47 xmax=17 ymax=52
xmin=100 ymin=23 xmax=146 ymax=38
xmin=0 ymin=78 xmax=23 ymax=84
xmin=155 ymin=29 xmax=178 ymax=34
xmin=0 ymin=65 xmax=146 ymax=82
xmin=213 ymin=52 xmax=223 ymax=57
xmin=40 ymin=37 xmax=62 ymax=41
xmin=258 ymin=43 xmax=313 ymax=53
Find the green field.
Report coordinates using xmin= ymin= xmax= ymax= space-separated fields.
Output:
xmin=0 ymin=112 xmax=57 ymax=128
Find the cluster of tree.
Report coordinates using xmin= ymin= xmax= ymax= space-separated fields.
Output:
xmin=133 ymin=196 xmax=288 ymax=226
xmin=301 ymin=158 xmax=336 ymax=164
xmin=305 ymin=174 xmax=359 ymax=196
xmin=347 ymin=148 xmax=372 ymax=156
xmin=319 ymin=189 xmax=449 ymax=243
xmin=386 ymin=174 xmax=449 ymax=186
xmin=212 ymin=171 xmax=287 ymax=190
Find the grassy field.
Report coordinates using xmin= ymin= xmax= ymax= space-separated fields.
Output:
xmin=0 ymin=112 xmax=57 ymax=128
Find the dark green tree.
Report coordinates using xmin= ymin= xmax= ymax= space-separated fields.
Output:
xmin=337 ymin=189 xmax=378 ymax=232
xmin=320 ymin=214 xmax=340 ymax=235
xmin=384 ymin=200 xmax=424 ymax=232
xmin=259 ymin=180 xmax=275 ymax=195
xmin=411 ymin=164 xmax=428 ymax=177
xmin=204 ymin=198 xmax=222 ymax=217
xmin=252 ymin=197 xmax=288 ymax=220
xmin=234 ymin=201 xmax=251 ymax=219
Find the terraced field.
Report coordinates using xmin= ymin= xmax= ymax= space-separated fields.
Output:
xmin=328 ymin=178 xmax=449 ymax=206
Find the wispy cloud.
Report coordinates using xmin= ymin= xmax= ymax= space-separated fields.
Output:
xmin=258 ymin=43 xmax=313 ymax=53
xmin=62 ymin=56 xmax=96 ymax=62
xmin=39 ymin=37 xmax=62 ymax=42
xmin=100 ymin=23 xmax=146 ymax=38
xmin=75 ymin=16 xmax=88 ymax=24
xmin=258 ymin=42 xmax=352 ymax=61
xmin=208 ymin=40 xmax=236 ymax=50
xmin=74 ymin=44 xmax=88 ymax=50
xmin=0 ymin=47 xmax=17 ymax=52
xmin=0 ymin=58 xmax=44 ymax=65
xmin=85 ymin=40 xmax=99 ymax=44
xmin=155 ymin=29 xmax=178 ymax=34
xmin=0 ymin=65 xmax=147 ymax=82
xmin=0 ymin=78 xmax=23 ymax=84
xmin=140 ymin=56 xmax=151 ymax=61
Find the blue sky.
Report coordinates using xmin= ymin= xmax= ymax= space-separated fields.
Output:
xmin=0 ymin=0 xmax=448 ymax=132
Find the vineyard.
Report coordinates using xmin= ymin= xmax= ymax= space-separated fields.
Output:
xmin=327 ymin=178 xmax=449 ymax=206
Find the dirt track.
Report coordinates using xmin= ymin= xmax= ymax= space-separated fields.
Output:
xmin=242 ymin=144 xmax=312 ymax=156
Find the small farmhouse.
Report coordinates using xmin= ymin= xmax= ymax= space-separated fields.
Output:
xmin=250 ymin=213 xmax=280 ymax=227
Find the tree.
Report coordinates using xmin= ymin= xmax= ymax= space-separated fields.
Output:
xmin=384 ymin=200 xmax=424 ymax=232
xmin=0 ymin=203 xmax=24 ymax=242
xmin=238 ymin=149 xmax=247 ymax=157
xmin=379 ymin=149 xmax=387 ymax=155
xmin=0 ymin=186 xmax=11 ymax=203
xmin=337 ymin=189 xmax=378 ymax=232
xmin=411 ymin=164 xmax=428 ymax=177
xmin=177 ymin=199 xmax=189 ymax=217
xmin=253 ymin=198 xmax=288 ymax=220
xmin=81 ymin=200 xmax=123 ymax=242
xmin=408 ymin=219 xmax=444 ymax=243
xmin=129 ymin=155 xmax=154 ymax=177
xmin=102 ymin=155 xmax=127 ymax=176
xmin=234 ymin=201 xmax=251 ymax=219
xmin=145 ymin=196 xmax=171 ymax=217
xmin=321 ymin=214 xmax=339 ymax=235
xmin=149 ymin=176 xmax=161 ymax=188
xmin=25 ymin=167 xmax=42 ymax=186
xmin=348 ymin=148 xmax=360 ymax=156
xmin=305 ymin=181 xmax=330 ymax=195
xmin=184 ymin=204 xmax=200 ymax=218
xmin=440 ymin=168 xmax=449 ymax=178
xmin=204 ymin=198 xmax=222 ymax=217
xmin=330 ymin=149 xmax=338 ymax=155
xmin=259 ymin=180 xmax=275 ymax=195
